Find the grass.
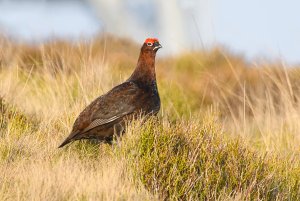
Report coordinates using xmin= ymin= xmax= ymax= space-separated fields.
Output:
xmin=1 ymin=35 xmax=300 ymax=200
xmin=122 ymin=117 xmax=300 ymax=200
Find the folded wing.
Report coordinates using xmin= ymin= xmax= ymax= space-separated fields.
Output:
xmin=58 ymin=81 xmax=141 ymax=147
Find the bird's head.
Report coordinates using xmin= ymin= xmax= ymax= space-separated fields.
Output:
xmin=141 ymin=38 xmax=162 ymax=54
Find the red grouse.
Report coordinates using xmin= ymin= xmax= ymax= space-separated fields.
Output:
xmin=58 ymin=38 xmax=162 ymax=148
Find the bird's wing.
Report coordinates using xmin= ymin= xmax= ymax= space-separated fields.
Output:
xmin=80 ymin=111 xmax=133 ymax=133
xmin=59 ymin=81 xmax=142 ymax=148
xmin=73 ymin=81 xmax=142 ymax=134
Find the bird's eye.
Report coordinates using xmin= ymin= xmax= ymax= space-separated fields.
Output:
xmin=147 ymin=42 xmax=153 ymax=46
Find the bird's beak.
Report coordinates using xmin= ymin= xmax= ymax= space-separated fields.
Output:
xmin=153 ymin=42 xmax=162 ymax=51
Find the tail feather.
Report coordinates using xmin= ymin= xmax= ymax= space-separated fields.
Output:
xmin=58 ymin=130 xmax=80 ymax=148
xmin=58 ymin=138 xmax=72 ymax=148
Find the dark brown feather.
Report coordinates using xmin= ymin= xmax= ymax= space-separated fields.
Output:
xmin=58 ymin=39 xmax=161 ymax=148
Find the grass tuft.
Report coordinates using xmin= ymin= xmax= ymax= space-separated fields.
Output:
xmin=122 ymin=117 xmax=300 ymax=200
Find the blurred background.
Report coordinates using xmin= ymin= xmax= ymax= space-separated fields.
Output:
xmin=0 ymin=0 xmax=299 ymax=63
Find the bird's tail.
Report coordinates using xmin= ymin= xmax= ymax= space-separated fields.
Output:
xmin=58 ymin=130 xmax=81 ymax=148
xmin=58 ymin=138 xmax=72 ymax=148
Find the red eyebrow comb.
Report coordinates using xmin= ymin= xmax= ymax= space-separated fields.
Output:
xmin=145 ymin=38 xmax=159 ymax=44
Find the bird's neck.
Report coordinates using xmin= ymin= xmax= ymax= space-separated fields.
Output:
xmin=128 ymin=51 xmax=157 ymax=84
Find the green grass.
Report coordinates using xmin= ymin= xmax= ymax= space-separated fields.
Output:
xmin=120 ymin=116 xmax=300 ymax=200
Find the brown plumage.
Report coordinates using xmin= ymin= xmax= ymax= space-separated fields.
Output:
xmin=58 ymin=38 xmax=162 ymax=148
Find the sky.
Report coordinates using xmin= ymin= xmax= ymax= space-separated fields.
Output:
xmin=0 ymin=1 xmax=101 ymax=40
xmin=0 ymin=0 xmax=299 ymax=64
xmin=213 ymin=0 xmax=300 ymax=63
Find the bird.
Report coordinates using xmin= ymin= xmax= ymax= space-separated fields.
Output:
xmin=58 ymin=38 xmax=162 ymax=148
